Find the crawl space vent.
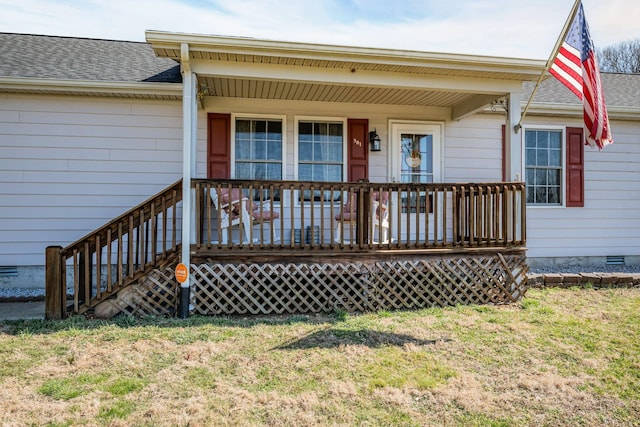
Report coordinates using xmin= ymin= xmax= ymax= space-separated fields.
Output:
xmin=0 ymin=266 xmax=18 ymax=277
xmin=606 ymin=256 xmax=625 ymax=265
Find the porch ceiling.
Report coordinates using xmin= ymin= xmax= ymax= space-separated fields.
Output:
xmin=198 ymin=76 xmax=475 ymax=107
xmin=146 ymin=30 xmax=545 ymax=118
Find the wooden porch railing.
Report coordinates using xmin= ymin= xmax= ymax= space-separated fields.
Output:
xmin=193 ymin=179 xmax=526 ymax=254
xmin=45 ymin=180 xmax=183 ymax=319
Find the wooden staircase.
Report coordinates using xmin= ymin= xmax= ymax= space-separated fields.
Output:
xmin=45 ymin=180 xmax=183 ymax=319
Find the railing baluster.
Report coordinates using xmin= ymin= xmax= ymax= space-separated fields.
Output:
xmin=171 ymin=189 xmax=177 ymax=252
xmin=106 ymin=228 xmax=112 ymax=294
xmin=151 ymin=202 xmax=157 ymax=265
xmin=433 ymin=186 xmax=439 ymax=246
xmin=73 ymin=249 xmax=79 ymax=313
xmin=512 ymin=184 xmax=518 ymax=245
xmin=452 ymin=185 xmax=458 ymax=246
xmin=83 ymin=241 xmax=91 ymax=308
xmin=128 ymin=214 xmax=134 ymax=278
xmin=442 ymin=186 xmax=448 ymax=246
xmin=138 ymin=210 xmax=145 ymax=270
xmin=320 ymin=187 xmax=326 ymax=248
xmin=520 ymin=183 xmax=527 ymax=245
xmin=162 ymin=193 xmax=167 ymax=257
xmin=117 ymin=222 xmax=123 ymax=287
xmin=95 ymin=235 xmax=101 ymax=299
xmin=310 ymin=184 xmax=316 ymax=249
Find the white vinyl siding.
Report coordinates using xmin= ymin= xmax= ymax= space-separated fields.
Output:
xmin=1 ymin=92 xmax=639 ymax=276
xmin=523 ymin=117 xmax=640 ymax=259
xmin=0 ymin=94 xmax=186 ymax=266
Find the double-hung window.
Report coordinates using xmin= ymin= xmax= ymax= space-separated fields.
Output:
xmin=297 ymin=120 xmax=344 ymax=183
xmin=234 ymin=118 xmax=283 ymax=200
xmin=235 ymin=118 xmax=283 ymax=180
xmin=297 ymin=119 xmax=344 ymax=201
xmin=525 ymin=129 xmax=563 ymax=205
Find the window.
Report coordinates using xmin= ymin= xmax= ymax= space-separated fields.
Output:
xmin=297 ymin=120 xmax=344 ymax=182
xmin=525 ymin=129 xmax=563 ymax=205
xmin=235 ymin=118 xmax=283 ymax=180
xmin=234 ymin=118 xmax=283 ymax=200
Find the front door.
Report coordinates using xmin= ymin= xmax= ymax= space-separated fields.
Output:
xmin=389 ymin=121 xmax=443 ymax=242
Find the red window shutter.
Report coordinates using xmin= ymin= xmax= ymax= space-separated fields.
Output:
xmin=566 ymin=127 xmax=584 ymax=207
xmin=347 ymin=118 xmax=369 ymax=182
xmin=207 ymin=113 xmax=231 ymax=179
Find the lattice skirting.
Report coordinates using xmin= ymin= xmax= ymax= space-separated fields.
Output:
xmin=93 ymin=266 xmax=179 ymax=318
xmin=190 ymin=252 xmax=528 ymax=316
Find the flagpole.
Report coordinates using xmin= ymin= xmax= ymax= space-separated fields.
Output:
xmin=514 ymin=0 xmax=582 ymax=132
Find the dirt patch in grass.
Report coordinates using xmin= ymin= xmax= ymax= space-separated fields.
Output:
xmin=1 ymin=288 xmax=639 ymax=426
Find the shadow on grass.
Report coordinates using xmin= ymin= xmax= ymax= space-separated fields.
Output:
xmin=274 ymin=328 xmax=444 ymax=349
xmin=0 ymin=312 xmax=345 ymax=335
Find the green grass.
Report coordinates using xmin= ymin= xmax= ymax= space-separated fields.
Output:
xmin=1 ymin=287 xmax=639 ymax=426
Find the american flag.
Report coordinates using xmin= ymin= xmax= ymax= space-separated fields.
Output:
xmin=549 ymin=2 xmax=613 ymax=149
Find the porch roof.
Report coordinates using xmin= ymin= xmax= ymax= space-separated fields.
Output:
xmin=146 ymin=30 xmax=546 ymax=120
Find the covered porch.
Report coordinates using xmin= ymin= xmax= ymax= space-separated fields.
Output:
xmin=45 ymin=33 xmax=542 ymax=319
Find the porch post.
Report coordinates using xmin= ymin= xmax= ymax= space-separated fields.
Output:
xmin=179 ymin=43 xmax=197 ymax=318
xmin=505 ymin=91 xmax=523 ymax=181
xmin=506 ymin=91 xmax=524 ymax=244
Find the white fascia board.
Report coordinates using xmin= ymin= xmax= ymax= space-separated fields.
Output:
xmin=190 ymin=59 xmax=523 ymax=94
xmin=0 ymin=77 xmax=183 ymax=97
xmin=145 ymin=30 xmax=545 ymax=77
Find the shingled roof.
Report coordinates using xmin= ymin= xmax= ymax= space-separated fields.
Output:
xmin=1 ymin=33 xmax=638 ymax=111
xmin=0 ymin=33 xmax=180 ymax=83
xmin=525 ymin=73 xmax=640 ymax=109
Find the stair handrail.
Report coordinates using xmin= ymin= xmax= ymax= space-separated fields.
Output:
xmin=45 ymin=179 xmax=183 ymax=319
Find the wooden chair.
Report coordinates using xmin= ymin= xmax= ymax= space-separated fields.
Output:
xmin=211 ymin=188 xmax=280 ymax=244
xmin=334 ymin=191 xmax=389 ymax=243
xmin=211 ymin=188 xmax=252 ymax=244
xmin=250 ymin=199 xmax=280 ymax=243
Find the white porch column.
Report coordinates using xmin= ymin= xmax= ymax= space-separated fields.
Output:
xmin=505 ymin=91 xmax=523 ymax=182
xmin=180 ymin=43 xmax=197 ymax=316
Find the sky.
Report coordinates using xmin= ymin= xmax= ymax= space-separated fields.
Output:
xmin=1 ymin=0 xmax=638 ymax=60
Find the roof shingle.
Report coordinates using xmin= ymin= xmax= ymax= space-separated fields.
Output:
xmin=2 ymin=33 xmax=638 ymax=109
xmin=0 ymin=33 xmax=181 ymax=83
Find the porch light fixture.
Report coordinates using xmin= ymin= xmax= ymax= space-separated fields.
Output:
xmin=369 ymin=129 xmax=381 ymax=152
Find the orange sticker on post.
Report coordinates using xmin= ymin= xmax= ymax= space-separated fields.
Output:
xmin=175 ymin=263 xmax=188 ymax=283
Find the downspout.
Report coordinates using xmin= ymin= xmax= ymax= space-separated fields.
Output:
xmin=179 ymin=43 xmax=195 ymax=319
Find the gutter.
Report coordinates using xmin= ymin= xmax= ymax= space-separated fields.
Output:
xmin=523 ymin=102 xmax=640 ymax=121
xmin=481 ymin=101 xmax=640 ymax=121
xmin=0 ymin=76 xmax=183 ymax=98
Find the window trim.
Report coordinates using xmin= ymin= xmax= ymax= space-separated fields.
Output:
xmin=230 ymin=113 xmax=287 ymax=180
xmin=293 ymin=115 xmax=348 ymax=182
xmin=522 ymin=125 xmax=567 ymax=208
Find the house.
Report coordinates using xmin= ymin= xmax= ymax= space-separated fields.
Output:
xmin=0 ymin=32 xmax=638 ymax=318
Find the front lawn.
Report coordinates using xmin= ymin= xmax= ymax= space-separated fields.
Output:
xmin=1 ymin=287 xmax=638 ymax=426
